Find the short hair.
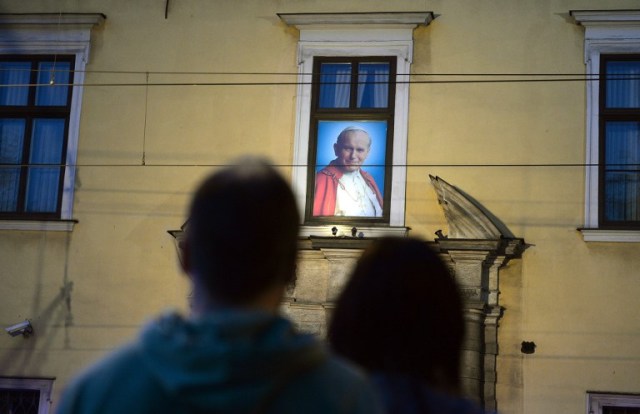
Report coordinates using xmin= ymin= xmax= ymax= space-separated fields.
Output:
xmin=186 ymin=157 xmax=300 ymax=304
xmin=328 ymin=237 xmax=464 ymax=391
xmin=336 ymin=126 xmax=371 ymax=148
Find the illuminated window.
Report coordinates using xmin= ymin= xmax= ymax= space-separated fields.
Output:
xmin=306 ymin=57 xmax=395 ymax=223
xmin=278 ymin=12 xmax=435 ymax=237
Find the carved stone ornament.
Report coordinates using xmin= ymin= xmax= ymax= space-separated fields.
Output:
xmin=430 ymin=175 xmax=526 ymax=411
xmin=429 ymin=174 xmax=515 ymax=239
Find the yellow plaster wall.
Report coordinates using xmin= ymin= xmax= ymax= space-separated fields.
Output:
xmin=406 ymin=2 xmax=640 ymax=413
xmin=1 ymin=1 xmax=639 ymax=413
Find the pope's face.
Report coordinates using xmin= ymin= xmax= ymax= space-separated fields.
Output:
xmin=333 ymin=131 xmax=371 ymax=172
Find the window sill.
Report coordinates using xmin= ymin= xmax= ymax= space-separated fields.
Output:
xmin=579 ymin=228 xmax=640 ymax=242
xmin=300 ymin=224 xmax=409 ymax=238
xmin=0 ymin=219 xmax=77 ymax=232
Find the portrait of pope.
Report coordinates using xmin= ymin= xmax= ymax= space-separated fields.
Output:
xmin=313 ymin=124 xmax=385 ymax=217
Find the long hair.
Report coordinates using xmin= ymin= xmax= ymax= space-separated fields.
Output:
xmin=328 ymin=237 xmax=464 ymax=392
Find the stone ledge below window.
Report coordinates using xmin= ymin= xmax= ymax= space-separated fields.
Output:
xmin=579 ymin=228 xmax=640 ymax=242
xmin=300 ymin=225 xmax=409 ymax=239
xmin=0 ymin=220 xmax=77 ymax=232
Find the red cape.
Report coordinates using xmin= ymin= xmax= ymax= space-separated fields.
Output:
xmin=313 ymin=161 xmax=383 ymax=216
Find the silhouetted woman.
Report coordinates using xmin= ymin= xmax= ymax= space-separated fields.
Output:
xmin=328 ymin=237 xmax=487 ymax=414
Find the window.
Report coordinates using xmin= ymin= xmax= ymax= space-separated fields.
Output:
xmin=571 ymin=10 xmax=640 ymax=242
xmin=0 ymin=55 xmax=75 ymax=219
xmin=599 ymin=55 xmax=640 ymax=227
xmin=588 ymin=392 xmax=640 ymax=414
xmin=277 ymin=12 xmax=435 ymax=237
xmin=0 ymin=377 xmax=54 ymax=414
xmin=307 ymin=56 xmax=395 ymax=223
xmin=0 ymin=13 xmax=104 ymax=231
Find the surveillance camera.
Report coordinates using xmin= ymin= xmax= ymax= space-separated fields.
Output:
xmin=5 ymin=320 xmax=33 ymax=337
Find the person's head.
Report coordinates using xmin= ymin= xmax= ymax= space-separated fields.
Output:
xmin=333 ymin=127 xmax=371 ymax=173
xmin=182 ymin=157 xmax=300 ymax=308
xmin=328 ymin=237 xmax=465 ymax=393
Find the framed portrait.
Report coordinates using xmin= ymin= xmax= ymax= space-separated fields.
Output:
xmin=307 ymin=119 xmax=390 ymax=221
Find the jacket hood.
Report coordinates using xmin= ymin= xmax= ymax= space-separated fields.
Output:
xmin=140 ymin=309 xmax=324 ymax=412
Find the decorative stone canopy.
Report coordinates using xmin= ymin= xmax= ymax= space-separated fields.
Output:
xmin=430 ymin=174 xmax=515 ymax=240
xmin=429 ymin=175 xmax=525 ymax=410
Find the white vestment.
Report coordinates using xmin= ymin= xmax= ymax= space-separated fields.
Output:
xmin=334 ymin=170 xmax=382 ymax=217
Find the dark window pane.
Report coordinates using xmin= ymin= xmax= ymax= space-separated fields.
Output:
xmin=0 ymin=56 xmax=73 ymax=218
xmin=0 ymin=388 xmax=40 ymax=414
xmin=603 ymin=406 xmax=640 ymax=414
xmin=25 ymin=118 xmax=65 ymax=212
xmin=0 ymin=118 xmax=26 ymax=211
xmin=606 ymin=60 xmax=640 ymax=109
xmin=36 ymin=61 xmax=71 ymax=106
xmin=319 ymin=63 xmax=351 ymax=108
xmin=0 ymin=62 xmax=31 ymax=106
xmin=604 ymin=121 xmax=640 ymax=222
xmin=357 ymin=62 xmax=390 ymax=108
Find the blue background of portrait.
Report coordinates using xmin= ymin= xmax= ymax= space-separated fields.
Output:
xmin=314 ymin=120 xmax=387 ymax=196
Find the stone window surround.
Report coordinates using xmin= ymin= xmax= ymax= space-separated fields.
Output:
xmin=571 ymin=10 xmax=640 ymax=242
xmin=0 ymin=13 xmax=105 ymax=232
xmin=0 ymin=377 xmax=55 ymax=414
xmin=586 ymin=392 xmax=640 ymax=413
xmin=277 ymin=12 xmax=435 ymax=237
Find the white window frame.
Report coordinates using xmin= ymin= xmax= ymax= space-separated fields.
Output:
xmin=572 ymin=10 xmax=640 ymax=242
xmin=278 ymin=12 xmax=434 ymax=238
xmin=0 ymin=13 xmax=104 ymax=231
xmin=587 ymin=392 xmax=640 ymax=414
xmin=0 ymin=377 xmax=55 ymax=414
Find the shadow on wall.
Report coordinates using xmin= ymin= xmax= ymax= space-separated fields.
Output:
xmin=1 ymin=280 xmax=74 ymax=375
xmin=1 ymin=230 xmax=75 ymax=376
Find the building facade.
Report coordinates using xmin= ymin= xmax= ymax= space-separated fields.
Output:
xmin=1 ymin=1 xmax=639 ymax=413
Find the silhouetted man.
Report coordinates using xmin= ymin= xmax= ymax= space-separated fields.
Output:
xmin=56 ymin=157 xmax=383 ymax=414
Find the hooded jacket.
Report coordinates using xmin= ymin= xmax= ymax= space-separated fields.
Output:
xmin=56 ymin=310 xmax=383 ymax=414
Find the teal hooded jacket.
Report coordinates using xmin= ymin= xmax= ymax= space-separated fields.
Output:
xmin=56 ymin=309 xmax=384 ymax=414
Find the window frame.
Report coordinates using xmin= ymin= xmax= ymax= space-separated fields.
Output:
xmin=587 ymin=392 xmax=640 ymax=414
xmin=571 ymin=9 xmax=640 ymax=242
xmin=278 ymin=12 xmax=435 ymax=237
xmin=0 ymin=13 xmax=105 ymax=231
xmin=0 ymin=54 xmax=75 ymax=220
xmin=305 ymin=55 xmax=396 ymax=224
xmin=0 ymin=377 xmax=54 ymax=414
xmin=598 ymin=54 xmax=640 ymax=229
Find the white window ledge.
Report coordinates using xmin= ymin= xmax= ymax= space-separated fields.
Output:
xmin=300 ymin=225 xmax=409 ymax=238
xmin=579 ymin=229 xmax=640 ymax=243
xmin=0 ymin=220 xmax=77 ymax=232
